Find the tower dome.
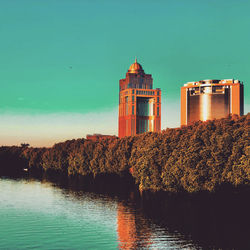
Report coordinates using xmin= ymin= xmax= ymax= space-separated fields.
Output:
xmin=128 ymin=58 xmax=144 ymax=74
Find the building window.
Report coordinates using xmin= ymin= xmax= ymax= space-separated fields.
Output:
xmin=132 ymin=105 xmax=134 ymax=115
xmin=132 ymin=89 xmax=134 ymax=94
xmin=157 ymin=97 xmax=159 ymax=103
xmin=157 ymin=106 xmax=159 ymax=116
xmin=132 ymin=95 xmax=134 ymax=102
xmin=125 ymin=96 xmax=128 ymax=116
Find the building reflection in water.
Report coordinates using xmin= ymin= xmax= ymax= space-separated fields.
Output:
xmin=116 ymin=200 xmax=195 ymax=249
xmin=117 ymin=202 xmax=152 ymax=249
xmin=37 ymin=175 xmax=250 ymax=249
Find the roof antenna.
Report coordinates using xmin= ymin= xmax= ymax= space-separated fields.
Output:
xmin=135 ymin=57 xmax=137 ymax=63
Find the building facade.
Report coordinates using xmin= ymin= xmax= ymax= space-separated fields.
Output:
xmin=181 ymin=79 xmax=244 ymax=126
xmin=119 ymin=59 xmax=161 ymax=138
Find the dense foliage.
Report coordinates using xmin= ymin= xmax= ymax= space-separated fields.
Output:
xmin=0 ymin=114 xmax=249 ymax=193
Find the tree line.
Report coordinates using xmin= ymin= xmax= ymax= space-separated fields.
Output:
xmin=0 ymin=114 xmax=249 ymax=193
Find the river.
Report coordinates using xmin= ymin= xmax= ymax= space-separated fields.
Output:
xmin=0 ymin=177 xmax=249 ymax=249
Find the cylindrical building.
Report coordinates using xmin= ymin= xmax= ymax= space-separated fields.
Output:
xmin=181 ymin=79 xmax=244 ymax=126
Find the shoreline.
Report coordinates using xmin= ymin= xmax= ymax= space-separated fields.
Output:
xmin=0 ymin=114 xmax=249 ymax=194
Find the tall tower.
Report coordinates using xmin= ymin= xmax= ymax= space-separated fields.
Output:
xmin=181 ymin=79 xmax=244 ymax=126
xmin=119 ymin=59 xmax=161 ymax=138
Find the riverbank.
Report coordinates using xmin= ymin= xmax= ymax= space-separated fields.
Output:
xmin=0 ymin=114 xmax=249 ymax=194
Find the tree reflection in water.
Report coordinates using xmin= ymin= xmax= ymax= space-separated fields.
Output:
xmin=29 ymin=175 xmax=250 ymax=249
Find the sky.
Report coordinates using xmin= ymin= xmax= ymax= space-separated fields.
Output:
xmin=0 ymin=0 xmax=249 ymax=147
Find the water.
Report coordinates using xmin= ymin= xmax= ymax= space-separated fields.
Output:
xmin=0 ymin=177 xmax=249 ymax=249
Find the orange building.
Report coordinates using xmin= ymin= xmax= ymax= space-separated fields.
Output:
xmin=119 ymin=59 xmax=161 ymax=138
xmin=181 ymin=79 xmax=244 ymax=126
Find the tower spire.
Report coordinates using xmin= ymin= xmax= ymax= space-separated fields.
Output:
xmin=135 ymin=57 xmax=137 ymax=63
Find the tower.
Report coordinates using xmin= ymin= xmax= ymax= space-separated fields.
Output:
xmin=118 ymin=59 xmax=161 ymax=138
xmin=181 ymin=79 xmax=244 ymax=126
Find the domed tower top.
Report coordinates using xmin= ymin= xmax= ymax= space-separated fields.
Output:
xmin=128 ymin=58 xmax=145 ymax=74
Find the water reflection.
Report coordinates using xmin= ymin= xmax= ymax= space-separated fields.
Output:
xmin=42 ymin=175 xmax=250 ymax=249
xmin=62 ymin=176 xmax=250 ymax=249
xmin=117 ymin=202 xmax=152 ymax=249
xmin=39 ymin=176 xmax=195 ymax=249
xmin=141 ymin=192 xmax=250 ymax=249
xmin=1 ymin=176 xmax=249 ymax=249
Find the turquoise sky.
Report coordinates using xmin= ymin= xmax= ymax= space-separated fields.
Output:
xmin=0 ymin=0 xmax=249 ymax=146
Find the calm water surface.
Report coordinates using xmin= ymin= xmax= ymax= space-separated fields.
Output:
xmin=0 ymin=177 xmax=249 ymax=249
